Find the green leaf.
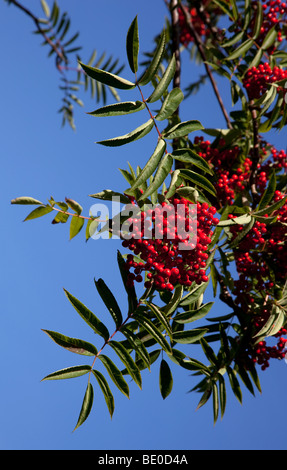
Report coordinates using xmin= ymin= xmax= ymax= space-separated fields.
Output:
xmin=126 ymin=16 xmax=139 ymax=74
xmin=117 ymin=251 xmax=138 ymax=314
xmin=228 ymin=217 xmax=255 ymax=249
xmin=144 ymin=301 xmax=173 ymax=340
xmin=261 ymin=25 xmax=278 ymax=50
xmin=224 ymin=38 xmax=254 ymax=61
xmin=212 ymin=382 xmax=219 ymax=424
xmin=256 ymin=170 xmax=276 ymax=211
xmin=88 ymin=100 xmax=145 ymax=117
xmin=65 ymin=197 xmax=83 ymax=214
xmin=253 ymin=195 xmax=287 ymax=216
xmin=42 ymin=365 xmax=91 ymax=381
xmin=98 ymin=354 xmax=129 ymax=398
xmin=163 ymin=120 xmax=204 ymax=139
xmin=133 ymin=312 xmax=172 ymax=354
xmin=218 ymin=373 xmax=227 ymax=419
xmin=73 ymin=383 xmax=94 ymax=431
xmin=23 ymin=205 xmax=53 ymax=221
xmin=109 ymin=340 xmax=142 ymax=389
xmin=42 ymin=329 xmax=98 ymax=356
xmin=179 ymin=280 xmax=209 ymax=306
xmin=252 ymin=1 xmax=263 ymax=39
xmin=11 ymin=196 xmax=44 ymax=205
xmin=138 ymin=31 xmax=165 ymax=86
xmin=128 ymin=138 xmax=166 ymax=192
xmin=159 ymin=359 xmax=173 ymax=399
xmin=162 ymin=285 xmax=184 ymax=316
xmin=217 ymin=214 xmax=252 ymax=226
xmin=69 ymin=216 xmax=85 ymax=240
xmin=155 ymin=88 xmax=184 ymax=121
xmin=178 ymin=169 xmax=217 ymax=197
xmin=94 ymin=278 xmax=123 ymax=328
xmin=172 ymin=328 xmax=208 ymax=344
xmin=227 ymin=366 xmax=242 ymax=404
xmin=89 ymin=189 xmax=130 ymax=204
xmin=174 ymin=302 xmax=214 ymax=324
xmin=171 ymin=148 xmax=213 ymax=175
xmin=64 ymin=289 xmax=110 ymax=340
xmin=79 ymin=61 xmax=135 ymax=89
xmin=92 ymin=370 xmax=114 ymax=418
xmin=147 ymin=55 xmax=176 ymax=103
xmin=139 ymin=153 xmax=173 ymax=200
xmin=120 ymin=326 xmax=151 ymax=371
xmin=97 ymin=119 xmax=154 ymax=147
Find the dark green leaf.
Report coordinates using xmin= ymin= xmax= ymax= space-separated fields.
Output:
xmin=120 ymin=326 xmax=151 ymax=370
xmin=88 ymin=101 xmax=145 ymax=117
xmin=139 ymin=153 xmax=173 ymax=200
xmin=227 ymin=366 xmax=242 ymax=404
xmin=79 ymin=61 xmax=135 ymax=89
xmin=174 ymin=302 xmax=214 ymax=324
xmin=133 ymin=312 xmax=172 ymax=353
xmin=109 ymin=340 xmax=142 ymax=389
xmin=89 ymin=189 xmax=130 ymax=204
xmin=179 ymin=280 xmax=209 ymax=306
xmin=42 ymin=365 xmax=91 ymax=381
xmin=128 ymin=138 xmax=166 ymax=192
xmin=159 ymin=359 xmax=173 ymax=399
xmin=117 ymin=250 xmax=138 ymax=314
xmin=261 ymin=25 xmax=278 ymax=50
xmin=163 ymin=120 xmax=204 ymax=139
xmin=145 ymin=301 xmax=173 ymax=340
xmin=98 ymin=354 xmax=129 ymax=398
xmin=94 ymin=278 xmax=123 ymax=328
xmin=138 ymin=31 xmax=165 ymax=86
xmin=92 ymin=370 xmax=114 ymax=418
xmin=172 ymin=328 xmax=208 ymax=344
xmin=171 ymin=148 xmax=213 ymax=175
xmin=42 ymin=329 xmax=98 ymax=356
xmin=126 ymin=16 xmax=139 ymax=73
xmin=147 ymin=55 xmax=176 ymax=103
xmin=224 ymin=38 xmax=254 ymax=61
xmin=178 ymin=169 xmax=216 ymax=197
xmin=64 ymin=289 xmax=110 ymax=340
xmin=73 ymin=383 xmax=94 ymax=431
xmin=212 ymin=382 xmax=219 ymax=424
xmin=97 ymin=119 xmax=154 ymax=147
xmin=257 ymin=170 xmax=276 ymax=211
xmin=155 ymin=88 xmax=184 ymax=121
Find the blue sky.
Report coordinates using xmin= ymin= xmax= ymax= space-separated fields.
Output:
xmin=1 ymin=0 xmax=287 ymax=450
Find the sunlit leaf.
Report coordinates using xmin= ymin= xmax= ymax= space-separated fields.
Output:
xmin=42 ymin=329 xmax=98 ymax=356
xmin=97 ymin=119 xmax=154 ymax=147
xmin=126 ymin=16 xmax=139 ymax=74
xmin=92 ymin=369 xmax=114 ymax=418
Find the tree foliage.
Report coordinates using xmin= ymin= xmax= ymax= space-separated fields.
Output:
xmin=10 ymin=0 xmax=287 ymax=430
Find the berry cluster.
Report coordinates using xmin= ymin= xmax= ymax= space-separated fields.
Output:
xmin=193 ymin=136 xmax=287 ymax=207
xmin=250 ymin=0 xmax=287 ymax=48
xmin=178 ymin=5 xmax=208 ymax=45
xmin=122 ymin=197 xmax=219 ymax=292
xmin=243 ymin=63 xmax=287 ymax=99
xmin=239 ymin=329 xmax=287 ymax=371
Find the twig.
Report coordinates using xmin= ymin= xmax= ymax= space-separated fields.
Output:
xmin=178 ymin=2 xmax=233 ymax=130
xmin=8 ymin=0 xmax=67 ymax=64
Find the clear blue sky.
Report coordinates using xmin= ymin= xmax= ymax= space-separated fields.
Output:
xmin=1 ymin=0 xmax=287 ymax=450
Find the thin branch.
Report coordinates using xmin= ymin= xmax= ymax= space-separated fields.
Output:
xmin=178 ymin=2 xmax=233 ymax=130
xmin=249 ymin=100 xmax=261 ymax=209
xmin=8 ymin=0 xmax=67 ymax=64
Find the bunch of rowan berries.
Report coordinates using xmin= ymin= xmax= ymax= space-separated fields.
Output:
xmin=243 ymin=63 xmax=287 ymax=99
xmin=122 ymin=196 xmax=219 ymax=292
xmin=250 ymin=0 xmax=287 ymax=48
xmin=178 ymin=4 xmax=208 ymax=45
